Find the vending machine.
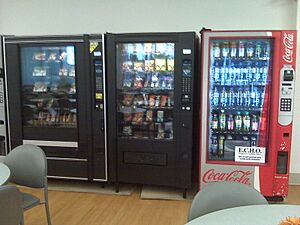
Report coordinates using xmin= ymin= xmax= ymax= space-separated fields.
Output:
xmin=199 ymin=29 xmax=297 ymax=200
xmin=4 ymin=35 xmax=109 ymax=181
xmin=106 ymin=32 xmax=198 ymax=194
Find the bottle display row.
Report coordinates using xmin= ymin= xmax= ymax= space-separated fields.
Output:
xmin=211 ymin=110 xmax=260 ymax=132
xmin=211 ymin=40 xmax=271 ymax=60
xmin=210 ymin=134 xmax=258 ymax=159
xmin=27 ymin=112 xmax=77 ymax=127
xmin=211 ymin=86 xmax=266 ymax=108
xmin=210 ymin=61 xmax=269 ymax=86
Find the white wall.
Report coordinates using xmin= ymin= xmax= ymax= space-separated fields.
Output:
xmin=0 ymin=0 xmax=299 ymax=173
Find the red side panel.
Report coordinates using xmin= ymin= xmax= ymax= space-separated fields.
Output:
xmin=259 ymin=30 xmax=297 ymax=197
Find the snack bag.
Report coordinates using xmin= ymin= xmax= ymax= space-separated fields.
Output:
xmin=123 ymin=94 xmax=134 ymax=106
xmin=146 ymin=110 xmax=153 ymax=122
xmin=160 ymin=95 xmax=168 ymax=107
xmin=149 ymin=95 xmax=156 ymax=107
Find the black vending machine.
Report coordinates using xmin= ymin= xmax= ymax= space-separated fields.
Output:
xmin=4 ymin=35 xmax=111 ymax=182
xmin=106 ymin=32 xmax=198 ymax=194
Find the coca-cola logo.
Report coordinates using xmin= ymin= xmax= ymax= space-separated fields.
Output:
xmin=283 ymin=32 xmax=294 ymax=63
xmin=202 ymin=169 xmax=253 ymax=185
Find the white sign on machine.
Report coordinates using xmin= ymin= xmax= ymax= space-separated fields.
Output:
xmin=235 ymin=146 xmax=266 ymax=163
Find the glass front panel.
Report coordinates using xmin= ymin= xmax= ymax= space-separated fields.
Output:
xmin=208 ymin=38 xmax=272 ymax=161
xmin=21 ymin=46 xmax=77 ymax=128
xmin=116 ymin=43 xmax=175 ymax=140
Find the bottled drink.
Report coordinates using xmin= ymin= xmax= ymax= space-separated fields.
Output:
xmin=230 ymin=42 xmax=237 ymax=58
xmin=220 ymin=87 xmax=227 ymax=107
xmin=228 ymin=64 xmax=234 ymax=85
xmin=220 ymin=66 xmax=226 ymax=85
xmin=235 ymin=111 xmax=242 ymax=131
xmin=246 ymin=42 xmax=254 ymax=58
xmin=251 ymin=114 xmax=259 ymax=131
xmin=254 ymin=62 xmax=261 ymax=83
xmin=250 ymin=85 xmax=256 ymax=107
xmin=238 ymin=41 xmax=245 ymax=58
xmin=211 ymin=135 xmax=218 ymax=156
xmin=213 ymin=43 xmax=221 ymax=58
xmin=262 ymin=62 xmax=268 ymax=85
xmin=212 ymin=113 xmax=219 ymax=130
xmin=244 ymin=87 xmax=251 ymax=106
xmin=260 ymin=90 xmax=265 ymax=107
xmin=228 ymin=87 xmax=235 ymax=106
xmin=242 ymin=112 xmax=251 ymax=131
xmin=236 ymin=88 xmax=243 ymax=106
xmin=218 ymin=135 xmax=225 ymax=157
xmin=250 ymin=136 xmax=257 ymax=146
xmin=222 ymin=42 xmax=230 ymax=57
xmin=255 ymin=43 xmax=262 ymax=58
xmin=227 ymin=114 xmax=234 ymax=131
xmin=213 ymin=87 xmax=219 ymax=106
xmin=214 ymin=61 xmax=220 ymax=83
xmin=219 ymin=110 xmax=226 ymax=131
xmin=254 ymin=89 xmax=261 ymax=107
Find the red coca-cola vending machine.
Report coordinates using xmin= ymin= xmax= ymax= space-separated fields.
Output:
xmin=199 ymin=29 xmax=297 ymax=200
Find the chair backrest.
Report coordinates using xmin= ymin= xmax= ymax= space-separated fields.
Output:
xmin=188 ymin=181 xmax=268 ymax=221
xmin=0 ymin=185 xmax=23 ymax=225
xmin=4 ymin=144 xmax=47 ymax=188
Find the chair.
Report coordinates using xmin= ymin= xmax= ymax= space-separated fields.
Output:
xmin=0 ymin=185 xmax=24 ymax=225
xmin=4 ymin=144 xmax=52 ymax=225
xmin=188 ymin=181 xmax=268 ymax=221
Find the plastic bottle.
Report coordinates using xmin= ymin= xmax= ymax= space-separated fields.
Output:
xmin=250 ymin=85 xmax=256 ymax=107
xmin=219 ymin=110 xmax=226 ymax=131
xmin=222 ymin=42 xmax=230 ymax=58
xmin=218 ymin=135 xmax=225 ymax=157
xmin=212 ymin=113 xmax=219 ymax=130
xmin=214 ymin=62 xmax=220 ymax=83
xmin=213 ymin=87 xmax=219 ymax=106
xmin=238 ymin=41 xmax=245 ymax=58
xmin=211 ymin=135 xmax=218 ymax=156
xmin=227 ymin=114 xmax=234 ymax=131
xmin=237 ymin=88 xmax=243 ymax=106
xmin=243 ymin=112 xmax=251 ymax=131
xmin=220 ymin=66 xmax=226 ymax=85
xmin=251 ymin=114 xmax=259 ymax=131
xmin=230 ymin=42 xmax=237 ymax=58
xmin=260 ymin=90 xmax=265 ymax=107
xmin=228 ymin=87 xmax=235 ymax=106
xmin=244 ymin=87 xmax=251 ymax=106
xmin=254 ymin=89 xmax=261 ymax=107
xmin=213 ymin=43 xmax=221 ymax=58
xmin=220 ymin=87 xmax=227 ymax=107
xmin=235 ymin=111 xmax=242 ymax=131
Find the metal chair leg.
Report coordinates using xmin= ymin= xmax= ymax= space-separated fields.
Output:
xmin=45 ymin=202 xmax=52 ymax=225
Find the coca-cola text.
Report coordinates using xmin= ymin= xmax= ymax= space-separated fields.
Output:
xmin=283 ymin=32 xmax=294 ymax=63
xmin=202 ymin=169 xmax=253 ymax=185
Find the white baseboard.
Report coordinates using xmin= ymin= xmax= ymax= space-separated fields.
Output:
xmin=289 ymin=173 xmax=300 ymax=185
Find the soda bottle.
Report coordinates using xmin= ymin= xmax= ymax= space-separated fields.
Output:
xmin=227 ymin=114 xmax=234 ymax=131
xmin=230 ymin=42 xmax=237 ymax=58
xmin=218 ymin=135 xmax=225 ymax=157
xmin=212 ymin=113 xmax=219 ymax=130
xmin=254 ymin=62 xmax=261 ymax=84
xmin=250 ymin=85 xmax=256 ymax=107
xmin=235 ymin=111 xmax=242 ymax=131
xmin=214 ymin=62 xmax=220 ymax=83
xmin=228 ymin=87 xmax=235 ymax=106
xmin=244 ymin=87 xmax=251 ymax=106
xmin=211 ymin=135 xmax=218 ymax=156
xmin=251 ymin=114 xmax=259 ymax=131
xmin=213 ymin=87 xmax=219 ymax=106
xmin=238 ymin=41 xmax=245 ymax=58
xmin=236 ymin=88 xmax=243 ymax=106
xmin=260 ymin=90 xmax=265 ymax=107
xmin=254 ymin=89 xmax=261 ymax=107
xmin=213 ymin=42 xmax=221 ymax=58
xmin=220 ymin=87 xmax=227 ymax=107
xmin=262 ymin=61 xmax=268 ymax=85
xmin=243 ymin=111 xmax=251 ymax=131
xmin=250 ymin=136 xmax=257 ymax=146
xmin=222 ymin=42 xmax=230 ymax=57
xmin=246 ymin=42 xmax=254 ymax=58
xmin=255 ymin=43 xmax=262 ymax=58
xmin=228 ymin=63 xmax=234 ymax=85
xmin=220 ymin=66 xmax=226 ymax=85
xmin=219 ymin=110 xmax=226 ymax=131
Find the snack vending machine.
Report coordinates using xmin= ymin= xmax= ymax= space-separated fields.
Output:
xmin=106 ymin=32 xmax=198 ymax=194
xmin=199 ymin=29 xmax=297 ymax=199
xmin=4 ymin=35 xmax=109 ymax=181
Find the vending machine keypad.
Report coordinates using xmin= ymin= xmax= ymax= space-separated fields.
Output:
xmin=278 ymin=65 xmax=295 ymax=126
xmin=181 ymin=59 xmax=192 ymax=110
